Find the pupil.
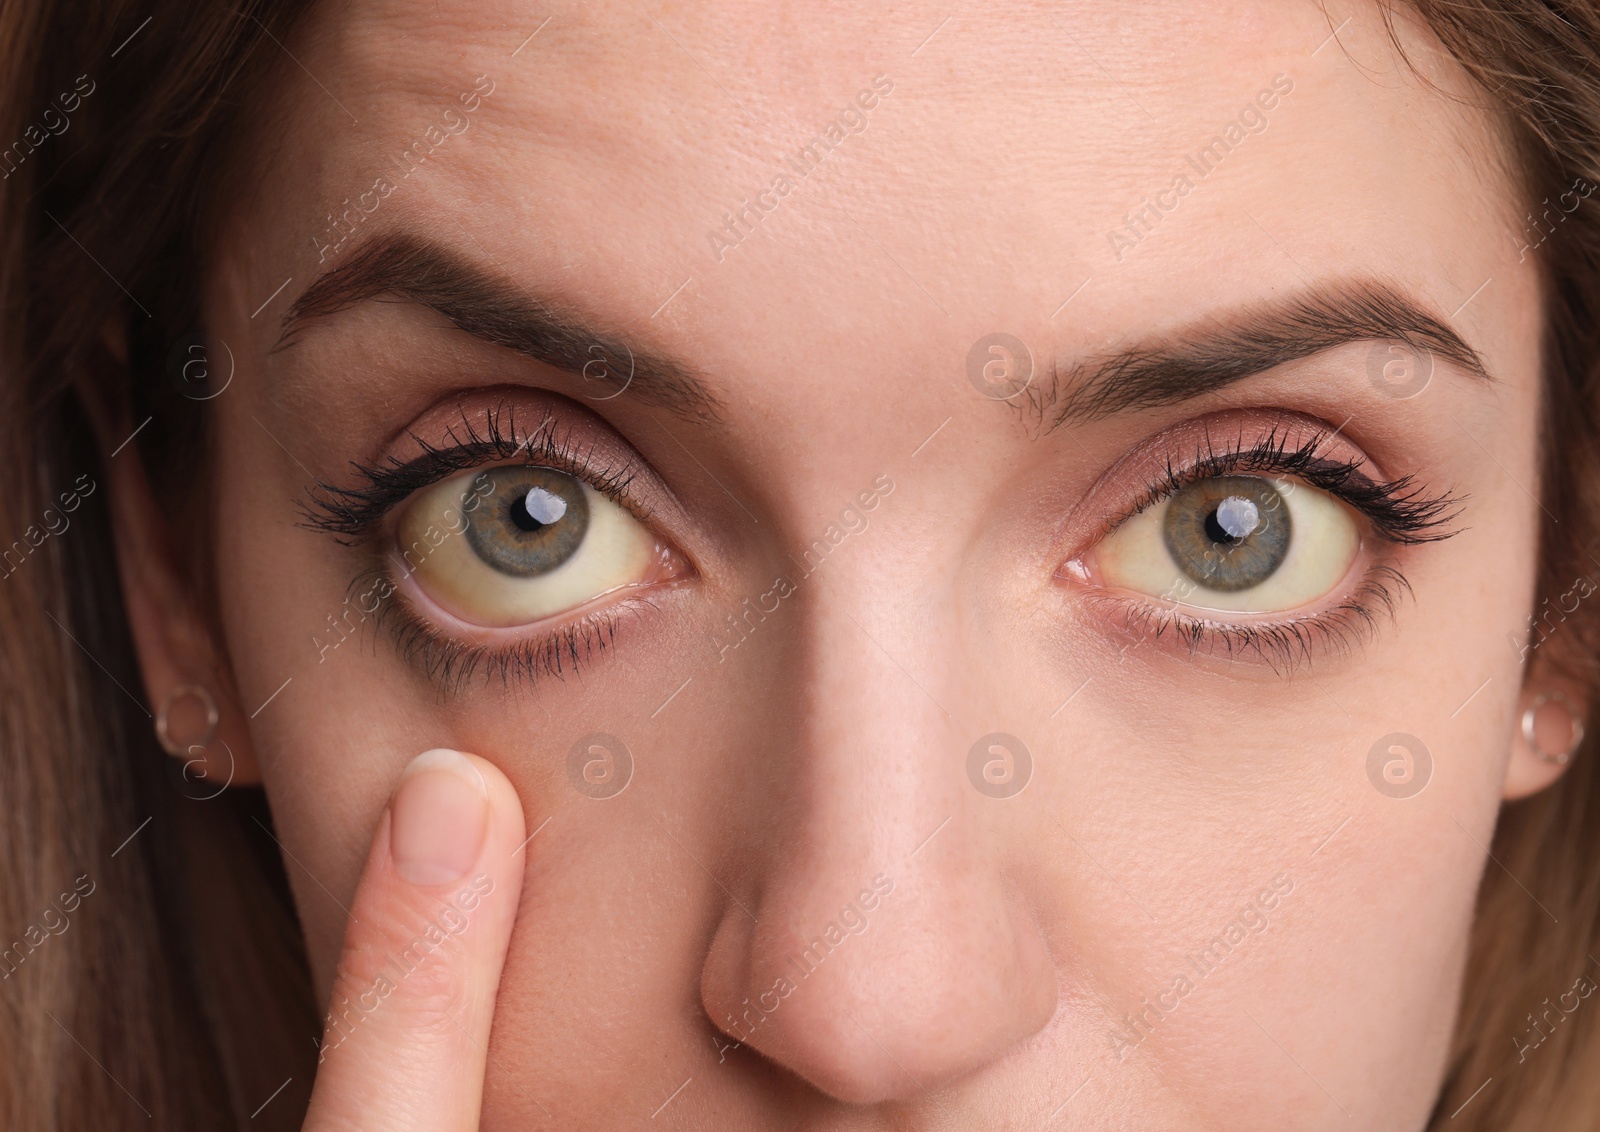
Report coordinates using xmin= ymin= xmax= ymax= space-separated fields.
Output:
xmin=1206 ymin=495 xmax=1259 ymax=544
xmin=510 ymin=486 xmax=567 ymax=532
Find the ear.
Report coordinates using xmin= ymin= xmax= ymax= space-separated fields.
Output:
xmin=83 ymin=329 xmax=261 ymax=789
xmin=1502 ymin=661 xmax=1588 ymax=801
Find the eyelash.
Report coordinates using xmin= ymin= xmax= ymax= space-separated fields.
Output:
xmin=301 ymin=402 xmax=643 ymax=542
xmin=350 ymin=562 xmax=661 ymax=694
xmin=1089 ymin=425 xmax=1464 ymax=672
xmin=303 ymin=402 xmax=657 ymax=690
xmin=309 ymin=411 xmax=1460 ymax=685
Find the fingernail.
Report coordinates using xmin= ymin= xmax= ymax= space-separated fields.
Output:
xmin=390 ymin=748 xmax=489 ymax=886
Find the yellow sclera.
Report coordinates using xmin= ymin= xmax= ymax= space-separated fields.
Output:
xmin=1094 ymin=476 xmax=1360 ymax=614
xmin=396 ymin=466 xmax=658 ymax=628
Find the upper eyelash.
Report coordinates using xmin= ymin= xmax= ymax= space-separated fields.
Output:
xmin=1115 ymin=423 xmax=1465 ymax=544
xmin=299 ymin=400 xmax=642 ymax=544
xmin=1083 ymin=423 xmax=1460 ymax=673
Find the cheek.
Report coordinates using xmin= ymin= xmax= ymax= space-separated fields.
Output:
xmin=997 ymin=481 xmax=1531 ymax=1118
xmin=204 ymin=401 xmax=492 ymax=995
xmin=1020 ymin=701 xmax=1488 ymax=1123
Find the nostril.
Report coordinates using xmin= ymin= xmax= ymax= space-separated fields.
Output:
xmin=710 ymin=872 xmax=898 ymax=1052
xmin=700 ymin=873 xmax=1059 ymax=1106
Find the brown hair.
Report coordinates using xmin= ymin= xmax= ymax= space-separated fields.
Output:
xmin=1387 ymin=7 xmax=1600 ymax=1127
xmin=2 ymin=1 xmax=1599 ymax=1128
xmin=0 ymin=2 xmax=318 ymax=1129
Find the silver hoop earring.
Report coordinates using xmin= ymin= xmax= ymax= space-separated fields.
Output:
xmin=1522 ymin=690 xmax=1585 ymax=766
xmin=155 ymin=684 xmax=219 ymax=757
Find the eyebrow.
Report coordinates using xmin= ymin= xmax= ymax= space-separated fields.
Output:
xmin=1039 ymin=279 xmax=1492 ymax=429
xmin=276 ymin=234 xmax=723 ymax=424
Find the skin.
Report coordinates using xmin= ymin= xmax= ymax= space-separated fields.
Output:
xmin=106 ymin=0 xmax=1587 ymax=1127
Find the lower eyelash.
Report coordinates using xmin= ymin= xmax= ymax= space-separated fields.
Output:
xmin=344 ymin=563 xmax=661 ymax=695
xmin=395 ymin=609 xmax=627 ymax=695
xmin=1088 ymin=563 xmax=1413 ymax=675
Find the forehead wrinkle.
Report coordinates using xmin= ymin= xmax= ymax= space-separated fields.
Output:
xmin=217 ymin=0 xmax=1537 ymax=453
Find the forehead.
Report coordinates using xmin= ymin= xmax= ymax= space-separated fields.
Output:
xmin=233 ymin=0 xmax=1521 ymax=393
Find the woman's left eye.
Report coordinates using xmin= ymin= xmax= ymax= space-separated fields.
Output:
xmin=1085 ymin=473 xmax=1361 ymax=613
xmin=395 ymin=464 xmax=682 ymax=628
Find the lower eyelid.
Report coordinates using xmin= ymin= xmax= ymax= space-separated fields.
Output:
xmin=383 ymin=539 xmax=680 ymax=646
xmin=398 ymin=603 xmax=638 ymax=690
xmin=372 ymin=562 xmax=677 ymax=690
xmin=1067 ymin=563 xmax=1413 ymax=672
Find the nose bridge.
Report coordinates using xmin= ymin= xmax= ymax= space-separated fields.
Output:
xmin=699 ymin=548 xmax=1059 ymax=1103
xmin=792 ymin=560 xmax=965 ymax=874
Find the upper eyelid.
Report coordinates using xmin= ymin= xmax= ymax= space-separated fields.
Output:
xmin=298 ymin=409 xmax=645 ymax=543
xmin=1117 ymin=443 xmax=1365 ymax=529
xmin=1093 ymin=427 xmax=1463 ymax=547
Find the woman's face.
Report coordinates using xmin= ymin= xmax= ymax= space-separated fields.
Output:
xmin=182 ymin=0 xmax=1555 ymax=1126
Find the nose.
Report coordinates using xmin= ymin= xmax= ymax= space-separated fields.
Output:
xmin=699 ymin=579 xmax=1059 ymax=1104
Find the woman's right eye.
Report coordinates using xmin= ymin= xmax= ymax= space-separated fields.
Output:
xmin=395 ymin=464 xmax=684 ymax=628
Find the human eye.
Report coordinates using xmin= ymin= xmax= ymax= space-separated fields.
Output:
xmin=303 ymin=401 xmax=689 ymax=685
xmin=398 ymin=464 xmax=671 ymax=627
xmin=1060 ymin=415 xmax=1463 ymax=667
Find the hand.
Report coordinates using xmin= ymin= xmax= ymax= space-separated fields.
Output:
xmin=301 ymin=749 xmax=526 ymax=1131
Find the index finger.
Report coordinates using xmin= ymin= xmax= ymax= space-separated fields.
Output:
xmin=302 ymin=748 xmax=527 ymax=1132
